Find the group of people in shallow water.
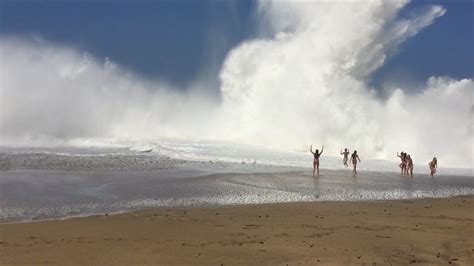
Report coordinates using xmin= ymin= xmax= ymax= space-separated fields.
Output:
xmin=340 ymin=148 xmax=360 ymax=175
xmin=397 ymin=151 xmax=438 ymax=177
xmin=310 ymin=145 xmax=360 ymax=177
xmin=310 ymin=145 xmax=439 ymax=178
xmin=397 ymin=151 xmax=414 ymax=177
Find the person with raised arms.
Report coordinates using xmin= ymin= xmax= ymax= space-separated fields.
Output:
xmin=340 ymin=148 xmax=350 ymax=167
xmin=310 ymin=145 xmax=324 ymax=177
xmin=397 ymin=151 xmax=407 ymax=175
xmin=429 ymin=157 xmax=438 ymax=177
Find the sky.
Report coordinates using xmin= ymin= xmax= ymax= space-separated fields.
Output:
xmin=371 ymin=0 xmax=473 ymax=91
xmin=0 ymin=1 xmax=258 ymax=89
xmin=1 ymin=0 xmax=472 ymax=92
xmin=0 ymin=1 xmax=473 ymax=168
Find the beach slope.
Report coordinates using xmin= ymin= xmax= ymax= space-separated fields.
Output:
xmin=1 ymin=196 xmax=473 ymax=265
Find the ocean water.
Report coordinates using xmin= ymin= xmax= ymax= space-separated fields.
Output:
xmin=0 ymin=139 xmax=473 ymax=222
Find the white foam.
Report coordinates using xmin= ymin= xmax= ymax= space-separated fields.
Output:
xmin=1 ymin=2 xmax=472 ymax=168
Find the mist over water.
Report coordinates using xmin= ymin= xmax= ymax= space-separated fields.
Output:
xmin=1 ymin=1 xmax=473 ymax=168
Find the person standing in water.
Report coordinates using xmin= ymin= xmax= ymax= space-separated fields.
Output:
xmin=310 ymin=145 xmax=324 ymax=177
xmin=428 ymin=157 xmax=438 ymax=177
xmin=350 ymin=150 xmax=361 ymax=175
xmin=340 ymin=148 xmax=350 ymax=167
xmin=406 ymin=154 xmax=414 ymax=177
xmin=397 ymin=152 xmax=407 ymax=175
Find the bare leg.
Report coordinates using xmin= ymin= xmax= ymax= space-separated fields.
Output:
xmin=316 ymin=163 xmax=320 ymax=176
xmin=313 ymin=163 xmax=316 ymax=177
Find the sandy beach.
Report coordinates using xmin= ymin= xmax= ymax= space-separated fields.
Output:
xmin=2 ymin=0 xmax=474 ymax=265
xmin=1 ymin=196 xmax=473 ymax=265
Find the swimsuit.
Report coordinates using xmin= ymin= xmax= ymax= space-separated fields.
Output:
xmin=352 ymin=156 xmax=358 ymax=164
xmin=343 ymin=153 xmax=349 ymax=163
xmin=313 ymin=153 xmax=320 ymax=165
xmin=400 ymin=156 xmax=407 ymax=168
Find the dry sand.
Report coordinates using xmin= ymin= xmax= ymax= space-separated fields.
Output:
xmin=1 ymin=196 xmax=473 ymax=265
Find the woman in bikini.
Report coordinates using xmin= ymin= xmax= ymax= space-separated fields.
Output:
xmin=428 ymin=157 xmax=437 ymax=177
xmin=340 ymin=148 xmax=350 ymax=167
xmin=397 ymin=151 xmax=407 ymax=175
xmin=350 ymin=150 xmax=361 ymax=175
xmin=310 ymin=145 xmax=324 ymax=177
xmin=406 ymin=154 xmax=413 ymax=177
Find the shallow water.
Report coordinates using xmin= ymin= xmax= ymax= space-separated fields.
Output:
xmin=0 ymin=144 xmax=473 ymax=222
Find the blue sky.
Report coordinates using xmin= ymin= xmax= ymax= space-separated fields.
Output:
xmin=1 ymin=0 xmax=472 ymax=91
xmin=372 ymin=0 xmax=474 ymax=90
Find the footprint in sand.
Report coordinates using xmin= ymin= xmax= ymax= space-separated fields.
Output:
xmin=243 ymin=224 xmax=262 ymax=229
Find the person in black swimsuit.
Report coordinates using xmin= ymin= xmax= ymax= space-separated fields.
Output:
xmin=310 ymin=145 xmax=324 ymax=177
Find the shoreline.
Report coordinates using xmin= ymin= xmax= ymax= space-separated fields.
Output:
xmin=2 ymin=194 xmax=474 ymax=225
xmin=2 ymin=168 xmax=473 ymax=224
xmin=1 ymin=196 xmax=473 ymax=264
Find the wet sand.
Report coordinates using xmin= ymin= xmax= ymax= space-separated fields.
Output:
xmin=1 ymin=196 xmax=473 ymax=265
